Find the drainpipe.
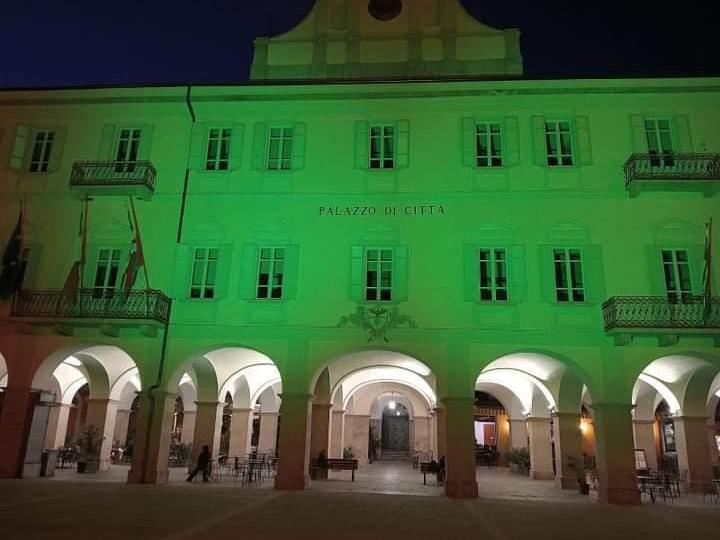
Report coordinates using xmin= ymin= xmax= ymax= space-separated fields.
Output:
xmin=138 ymin=85 xmax=195 ymax=482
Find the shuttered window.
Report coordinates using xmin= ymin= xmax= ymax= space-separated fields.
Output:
xmin=267 ymin=127 xmax=294 ymax=170
xmin=256 ymin=247 xmax=285 ymax=300
xmin=190 ymin=248 xmax=219 ymax=299
xmin=553 ymin=248 xmax=585 ymax=303
xmin=545 ymin=121 xmax=574 ymax=167
xmin=478 ymin=248 xmax=508 ymax=302
xmin=206 ymin=128 xmax=231 ymax=171
xmin=661 ymin=249 xmax=692 ymax=304
xmin=29 ymin=131 xmax=55 ymax=173
xmin=365 ymin=248 xmax=393 ymax=301
xmin=475 ymin=123 xmax=503 ymax=168
xmin=369 ymin=125 xmax=395 ymax=169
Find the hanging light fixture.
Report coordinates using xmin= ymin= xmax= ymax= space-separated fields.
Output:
xmin=388 ymin=391 xmax=396 ymax=410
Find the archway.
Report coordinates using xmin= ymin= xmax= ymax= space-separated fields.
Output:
xmin=631 ymin=354 xmax=720 ymax=492
xmin=0 ymin=352 xmax=9 ymax=418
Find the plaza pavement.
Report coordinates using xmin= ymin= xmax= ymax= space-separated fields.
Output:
xmin=1 ymin=463 xmax=718 ymax=540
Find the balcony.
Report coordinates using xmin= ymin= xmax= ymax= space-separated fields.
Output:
xmin=602 ymin=296 xmax=720 ymax=345
xmin=69 ymin=161 xmax=157 ymax=199
xmin=10 ymin=289 xmax=171 ymax=334
xmin=624 ymin=153 xmax=720 ymax=197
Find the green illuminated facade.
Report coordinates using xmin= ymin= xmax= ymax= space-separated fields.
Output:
xmin=0 ymin=0 xmax=718 ymax=504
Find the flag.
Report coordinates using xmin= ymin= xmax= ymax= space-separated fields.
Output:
xmin=702 ymin=218 xmax=713 ymax=323
xmin=121 ymin=197 xmax=146 ymax=292
xmin=0 ymin=210 xmax=23 ymax=299
xmin=64 ymin=199 xmax=89 ymax=295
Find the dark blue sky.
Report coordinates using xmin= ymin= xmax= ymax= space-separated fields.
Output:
xmin=1 ymin=0 xmax=718 ymax=88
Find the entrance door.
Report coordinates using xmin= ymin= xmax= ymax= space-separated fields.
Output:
xmin=381 ymin=403 xmax=409 ymax=451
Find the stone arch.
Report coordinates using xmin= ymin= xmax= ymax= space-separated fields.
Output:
xmin=0 ymin=352 xmax=7 ymax=389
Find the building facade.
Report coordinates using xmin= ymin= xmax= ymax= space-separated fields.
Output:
xmin=0 ymin=0 xmax=719 ymax=504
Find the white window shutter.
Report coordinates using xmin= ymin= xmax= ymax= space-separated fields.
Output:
xmin=393 ymin=245 xmax=409 ymax=301
xmin=674 ymin=115 xmax=693 ymax=152
xmin=188 ymin=123 xmax=206 ymax=170
xmin=239 ymin=243 xmax=260 ymax=299
xmin=463 ymin=245 xmax=478 ymax=302
xmin=531 ymin=115 xmax=547 ymax=166
xmin=350 ymin=246 xmax=364 ymax=300
xmin=214 ymin=243 xmax=234 ymax=299
xmin=172 ymin=244 xmax=192 ymax=299
xmin=230 ymin=123 xmax=245 ymax=170
xmin=538 ymin=244 xmax=556 ymax=303
xmin=98 ymin=124 xmax=117 ymax=160
xmin=138 ymin=124 xmax=154 ymax=160
xmin=630 ymin=115 xmax=646 ymax=153
xmin=47 ymin=126 xmax=68 ymax=173
xmin=575 ymin=116 xmax=593 ymax=166
xmin=395 ymin=120 xmax=410 ymax=168
xmin=252 ymin=123 xmax=269 ymax=171
xmin=354 ymin=121 xmax=369 ymax=169
xmin=503 ymin=116 xmax=520 ymax=167
xmin=292 ymin=122 xmax=307 ymax=170
xmin=509 ymin=245 xmax=528 ymax=302
xmin=9 ymin=124 xmax=30 ymax=171
xmin=283 ymin=244 xmax=301 ymax=300
xmin=461 ymin=117 xmax=476 ymax=167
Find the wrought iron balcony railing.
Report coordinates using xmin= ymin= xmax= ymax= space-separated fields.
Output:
xmin=602 ymin=296 xmax=720 ymax=331
xmin=624 ymin=153 xmax=720 ymax=188
xmin=11 ymin=289 xmax=171 ymax=324
xmin=70 ymin=161 xmax=157 ymax=192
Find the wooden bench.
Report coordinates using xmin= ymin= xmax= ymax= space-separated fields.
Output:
xmin=325 ymin=458 xmax=359 ymax=481
xmin=420 ymin=462 xmax=438 ymax=485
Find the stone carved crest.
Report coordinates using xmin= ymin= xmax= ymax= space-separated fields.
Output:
xmin=337 ymin=304 xmax=417 ymax=342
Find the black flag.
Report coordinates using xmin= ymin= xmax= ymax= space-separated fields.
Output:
xmin=0 ymin=211 xmax=23 ymax=299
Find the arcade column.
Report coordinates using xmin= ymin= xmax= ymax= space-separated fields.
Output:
xmin=127 ymin=390 xmax=176 ymax=484
xmin=228 ymin=408 xmax=253 ymax=457
xmin=632 ymin=419 xmax=658 ymax=470
xmin=442 ymin=397 xmax=478 ymax=499
xmin=526 ymin=417 xmax=554 ymax=480
xmin=673 ymin=416 xmax=714 ymax=492
xmin=553 ymin=412 xmax=584 ymax=489
xmin=329 ymin=409 xmax=345 ymax=458
xmin=258 ymin=412 xmax=280 ymax=455
xmin=191 ymin=401 xmax=224 ymax=462
xmin=85 ymin=398 xmax=120 ymax=471
xmin=275 ymin=393 xmax=312 ymax=490
xmin=309 ymin=402 xmax=331 ymax=461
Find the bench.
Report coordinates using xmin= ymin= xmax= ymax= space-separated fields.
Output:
xmin=325 ymin=458 xmax=359 ymax=481
xmin=420 ymin=462 xmax=438 ymax=485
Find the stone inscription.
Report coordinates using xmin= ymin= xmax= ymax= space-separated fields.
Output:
xmin=319 ymin=205 xmax=446 ymax=217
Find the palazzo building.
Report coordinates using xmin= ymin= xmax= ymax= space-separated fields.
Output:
xmin=0 ymin=0 xmax=719 ymax=505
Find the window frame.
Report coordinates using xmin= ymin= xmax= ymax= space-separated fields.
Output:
xmin=92 ymin=247 xmax=124 ymax=299
xmin=475 ymin=122 xmax=503 ymax=168
xmin=660 ymin=248 xmax=693 ymax=304
xmin=364 ymin=247 xmax=394 ymax=302
xmin=368 ymin=124 xmax=396 ymax=170
xmin=644 ymin=117 xmax=675 ymax=168
xmin=205 ymin=127 xmax=232 ymax=171
xmin=478 ymin=247 xmax=509 ymax=302
xmin=544 ymin=120 xmax=574 ymax=167
xmin=552 ymin=247 xmax=586 ymax=304
xmin=189 ymin=247 xmax=219 ymax=300
xmin=266 ymin=126 xmax=294 ymax=171
xmin=256 ymin=246 xmax=286 ymax=301
xmin=28 ymin=130 xmax=56 ymax=173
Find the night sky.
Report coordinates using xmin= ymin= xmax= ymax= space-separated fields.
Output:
xmin=1 ymin=0 xmax=718 ymax=88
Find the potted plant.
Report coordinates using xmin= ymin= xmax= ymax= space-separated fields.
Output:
xmin=568 ymin=456 xmax=590 ymax=495
xmin=76 ymin=425 xmax=104 ymax=473
xmin=507 ymin=447 xmax=531 ymax=475
xmin=342 ymin=446 xmax=354 ymax=460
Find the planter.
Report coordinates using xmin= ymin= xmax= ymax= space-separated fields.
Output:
xmin=77 ymin=461 xmax=86 ymax=473
xmin=578 ymin=481 xmax=590 ymax=495
xmin=78 ymin=460 xmax=99 ymax=474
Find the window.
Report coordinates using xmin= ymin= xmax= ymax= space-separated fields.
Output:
xmin=256 ymin=247 xmax=285 ymax=300
xmin=661 ymin=249 xmax=692 ymax=303
xmin=29 ymin=131 xmax=55 ymax=172
xmin=365 ymin=248 xmax=393 ymax=301
xmin=115 ymin=128 xmax=141 ymax=173
xmin=93 ymin=248 xmax=123 ymax=298
xmin=205 ymin=128 xmax=231 ymax=171
xmin=190 ymin=248 xmax=218 ymax=299
xmin=545 ymin=121 xmax=573 ymax=167
xmin=475 ymin=123 xmax=502 ymax=168
xmin=645 ymin=119 xmax=674 ymax=167
xmin=553 ymin=248 xmax=585 ymax=303
xmin=478 ymin=248 xmax=508 ymax=302
xmin=369 ymin=125 xmax=395 ymax=169
xmin=267 ymin=127 xmax=293 ymax=170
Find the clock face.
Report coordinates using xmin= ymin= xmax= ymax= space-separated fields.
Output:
xmin=368 ymin=0 xmax=403 ymax=22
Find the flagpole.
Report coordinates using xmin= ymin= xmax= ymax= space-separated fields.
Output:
xmin=703 ymin=217 xmax=713 ymax=324
xmin=129 ymin=197 xmax=150 ymax=291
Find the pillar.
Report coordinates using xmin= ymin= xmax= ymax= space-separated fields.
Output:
xmin=309 ymin=403 xmax=331 ymax=461
xmin=435 ymin=407 xmax=447 ymax=459
xmin=181 ymin=410 xmax=196 ymax=444
xmin=707 ymin=420 xmax=719 ymax=464
xmin=442 ymin=397 xmax=478 ymax=499
xmin=258 ymin=412 xmax=280 ymax=455
xmin=581 ymin=416 xmax=596 ymax=457
xmin=345 ymin=414 xmax=370 ymax=464
xmin=44 ymin=403 xmax=72 ymax=450
xmin=496 ymin=413 xmax=511 ymax=467
xmin=553 ymin=412 xmax=584 ymax=489
xmin=0 ymin=387 xmax=35 ymax=478
xmin=509 ymin=418 xmax=528 ymax=449
xmin=593 ymin=403 xmax=641 ymax=505
xmin=84 ymin=398 xmax=119 ymax=471
xmin=429 ymin=410 xmax=437 ymax=459
xmin=632 ymin=419 xmax=658 ymax=470
xmin=113 ymin=409 xmax=131 ymax=447
xmin=228 ymin=408 xmax=252 ymax=457
xmin=329 ymin=409 xmax=345 ymax=458
xmin=673 ymin=416 xmax=714 ymax=492
xmin=414 ymin=415 xmax=431 ymax=455
xmin=127 ymin=390 xmax=176 ymax=484
xmin=527 ymin=417 xmax=554 ymax=480
xmin=275 ymin=393 xmax=312 ymax=490
xmin=191 ymin=401 xmax=223 ymax=464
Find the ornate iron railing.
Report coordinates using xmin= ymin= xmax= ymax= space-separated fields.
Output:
xmin=70 ymin=161 xmax=157 ymax=191
xmin=11 ymin=289 xmax=171 ymax=324
xmin=624 ymin=153 xmax=720 ymax=188
xmin=602 ymin=296 xmax=720 ymax=331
